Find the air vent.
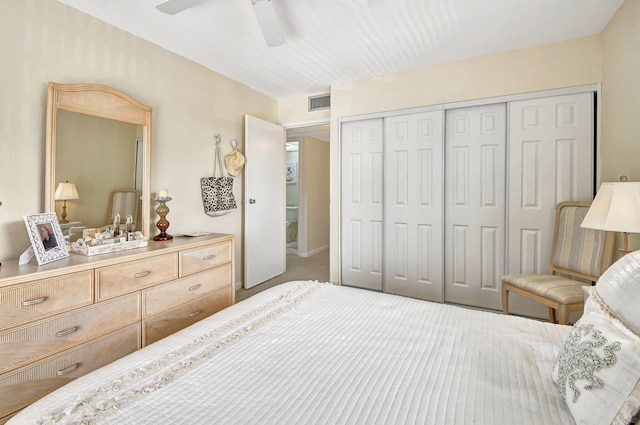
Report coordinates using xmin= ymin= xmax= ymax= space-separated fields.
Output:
xmin=308 ymin=94 xmax=330 ymax=111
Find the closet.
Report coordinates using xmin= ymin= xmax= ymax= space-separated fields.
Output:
xmin=340 ymin=90 xmax=595 ymax=313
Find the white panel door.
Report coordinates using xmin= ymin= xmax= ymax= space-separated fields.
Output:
xmin=340 ymin=119 xmax=384 ymax=291
xmin=444 ymin=104 xmax=507 ymax=309
xmin=507 ymin=93 xmax=594 ymax=316
xmin=244 ymin=115 xmax=286 ymax=289
xmin=384 ymin=111 xmax=444 ymax=301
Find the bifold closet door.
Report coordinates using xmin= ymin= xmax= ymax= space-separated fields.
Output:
xmin=340 ymin=119 xmax=384 ymax=291
xmin=384 ymin=111 xmax=444 ymax=302
xmin=508 ymin=93 xmax=594 ymax=299
xmin=444 ymin=103 xmax=507 ymax=310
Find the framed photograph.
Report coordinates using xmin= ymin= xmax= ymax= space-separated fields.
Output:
xmin=23 ymin=213 xmax=69 ymax=265
xmin=286 ymin=161 xmax=298 ymax=184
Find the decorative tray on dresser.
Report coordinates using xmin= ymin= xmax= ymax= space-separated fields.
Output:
xmin=0 ymin=233 xmax=235 ymax=424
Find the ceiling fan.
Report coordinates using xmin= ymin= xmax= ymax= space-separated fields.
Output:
xmin=155 ymin=0 xmax=286 ymax=47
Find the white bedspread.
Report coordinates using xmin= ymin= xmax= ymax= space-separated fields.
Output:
xmin=10 ymin=281 xmax=574 ymax=425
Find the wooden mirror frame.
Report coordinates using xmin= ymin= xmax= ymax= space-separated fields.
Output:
xmin=45 ymin=82 xmax=152 ymax=238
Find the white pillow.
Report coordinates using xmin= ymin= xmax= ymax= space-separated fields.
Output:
xmin=593 ymin=250 xmax=640 ymax=334
xmin=553 ymin=293 xmax=640 ymax=425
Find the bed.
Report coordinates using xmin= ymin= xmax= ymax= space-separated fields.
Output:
xmin=9 ymin=253 xmax=640 ymax=425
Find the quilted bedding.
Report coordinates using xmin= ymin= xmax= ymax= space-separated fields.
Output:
xmin=10 ymin=281 xmax=574 ymax=425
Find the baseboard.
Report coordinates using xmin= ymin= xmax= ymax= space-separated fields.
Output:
xmin=297 ymin=245 xmax=328 ymax=258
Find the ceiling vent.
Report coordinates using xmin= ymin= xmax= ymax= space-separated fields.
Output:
xmin=308 ymin=94 xmax=330 ymax=112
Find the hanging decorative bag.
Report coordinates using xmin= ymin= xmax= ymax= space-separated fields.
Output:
xmin=201 ymin=135 xmax=237 ymax=216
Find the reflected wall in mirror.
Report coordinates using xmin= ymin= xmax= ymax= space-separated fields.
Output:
xmin=45 ymin=83 xmax=151 ymax=239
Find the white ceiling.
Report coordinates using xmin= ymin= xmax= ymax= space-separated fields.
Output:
xmin=54 ymin=0 xmax=623 ymax=101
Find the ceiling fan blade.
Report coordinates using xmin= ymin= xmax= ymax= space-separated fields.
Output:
xmin=156 ymin=0 xmax=210 ymax=15
xmin=252 ymin=0 xmax=285 ymax=47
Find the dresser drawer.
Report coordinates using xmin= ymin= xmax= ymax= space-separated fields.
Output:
xmin=143 ymin=263 xmax=232 ymax=319
xmin=180 ymin=241 xmax=232 ymax=277
xmin=143 ymin=287 xmax=232 ymax=346
xmin=0 ymin=271 xmax=93 ymax=332
xmin=0 ymin=323 xmax=140 ymax=419
xmin=0 ymin=293 xmax=140 ymax=375
xmin=96 ymin=253 xmax=178 ymax=301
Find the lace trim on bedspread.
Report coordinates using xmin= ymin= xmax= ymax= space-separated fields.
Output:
xmin=588 ymin=287 xmax=639 ymax=338
xmin=36 ymin=280 xmax=328 ymax=425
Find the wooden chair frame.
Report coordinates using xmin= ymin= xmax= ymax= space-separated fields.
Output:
xmin=501 ymin=201 xmax=615 ymax=324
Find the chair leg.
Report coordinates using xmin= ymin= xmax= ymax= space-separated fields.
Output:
xmin=558 ymin=305 xmax=571 ymax=325
xmin=501 ymin=285 xmax=510 ymax=315
xmin=549 ymin=307 xmax=557 ymax=324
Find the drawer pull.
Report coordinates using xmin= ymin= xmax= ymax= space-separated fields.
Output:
xmin=188 ymin=310 xmax=202 ymax=318
xmin=57 ymin=363 xmax=79 ymax=376
xmin=56 ymin=326 xmax=79 ymax=337
xmin=203 ymin=254 xmax=215 ymax=261
xmin=135 ymin=271 xmax=151 ymax=278
xmin=22 ymin=296 xmax=49 ymax=306
xmin=188 ymin=284 xmax=202 ymax=291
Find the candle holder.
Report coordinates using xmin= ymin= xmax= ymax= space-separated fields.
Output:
xmin=153 ymin=197 xmax=173 ymax=241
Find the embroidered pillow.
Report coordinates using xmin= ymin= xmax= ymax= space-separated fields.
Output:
xmin=552 ymin=294 xmax=640 ymax=425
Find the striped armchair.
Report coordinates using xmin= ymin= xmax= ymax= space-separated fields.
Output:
xmin=108 ymin=190 xmax=141 ymax=230
xmin=501 ymin=201 xmax=615 ymax=325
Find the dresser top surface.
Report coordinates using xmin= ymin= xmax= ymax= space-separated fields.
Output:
xmin=0 ymin=234 xmax=234 ymax=288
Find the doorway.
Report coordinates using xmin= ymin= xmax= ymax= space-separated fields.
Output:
xmin=285 ymin=123 xmax=330 ymax=268
xmin=236 ymin=122 xmax=331 ymax=301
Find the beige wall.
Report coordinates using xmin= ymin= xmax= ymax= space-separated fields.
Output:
xmin=326 ymin=36 xmax=604 ymax=282
xmin=0 ymin=0 xmax=278 ymax=287
xmin=279 ymin=92 xmax=330 ymax=125
xmin=299 ymin=136 xmax=330 ymax=255
xmin=601 ymin=0 xmax=640 ymax=253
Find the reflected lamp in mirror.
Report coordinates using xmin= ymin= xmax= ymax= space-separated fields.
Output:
xmin=581 ymin=179 xmax=640 ymax=255
xmin=54 ymin=181 xmax=80 ymax=224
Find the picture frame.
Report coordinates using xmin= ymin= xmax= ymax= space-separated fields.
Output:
xmin=286 ymin=161 xmax=298 ymax=184
xmin=23 ymin=213 xmax=69 ymax=265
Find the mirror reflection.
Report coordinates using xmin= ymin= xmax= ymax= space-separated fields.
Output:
xmin=54 ymin=110 xmax=143 ymax=230
xmin=45 ymin=82 xmax=152 ymax=240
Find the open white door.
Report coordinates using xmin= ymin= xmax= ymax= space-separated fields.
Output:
xmin=244 ymin=115 xmax=286 ymax=289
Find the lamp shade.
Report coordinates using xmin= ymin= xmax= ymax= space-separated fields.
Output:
xmin=54 ymin=182 xmax=80 ymax=201
xmin=581 ymin=182 xmax=640 ymax=233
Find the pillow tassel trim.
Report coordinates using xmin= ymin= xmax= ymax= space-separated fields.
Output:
xmin=590 ymin=287 xmax=639 ymax=338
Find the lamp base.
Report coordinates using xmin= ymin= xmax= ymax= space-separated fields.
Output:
xmin=620 ymin=232 xmax=633 ymax=256
xmin=60 ymin=202 xmax=69 ymax=223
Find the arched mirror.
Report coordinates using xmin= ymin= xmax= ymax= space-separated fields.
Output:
xmin=45 ymin=82 xmax=152 ymax=238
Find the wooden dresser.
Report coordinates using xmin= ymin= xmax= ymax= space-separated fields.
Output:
xmin=0 ymin=234 xmax=234 ymax=423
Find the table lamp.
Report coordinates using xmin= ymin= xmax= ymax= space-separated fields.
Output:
xmin=581 ymin=176 xmax=640 ymax=255
xmin=55 ymin=181 xmax=80 ymax=224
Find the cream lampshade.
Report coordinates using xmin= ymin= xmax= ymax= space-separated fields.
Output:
xmin=54 ymin=181 xmax=80 ymax=224
xmin=581 ymin=180 xmax=640 ymax=255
